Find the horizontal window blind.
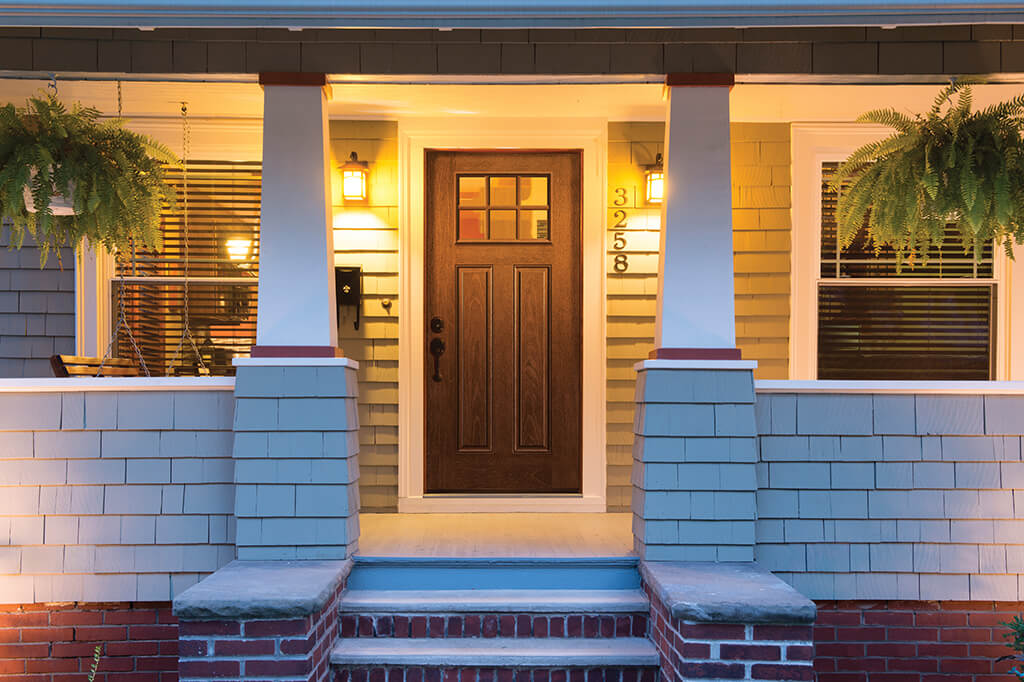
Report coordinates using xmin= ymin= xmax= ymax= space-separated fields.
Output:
xmin=818 ymin=162 xmax=995 ymax=380
xmin=113 ymin=160 xmax=261 ymax=376
xmin=818 ymin=285 xmax=994 ymax=380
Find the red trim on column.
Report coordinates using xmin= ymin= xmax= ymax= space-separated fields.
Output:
xmin=250 ymin=345 xmax=343 ymax=358
xmin=665 ymin=73 xmax=736 ymax=88
xmin=649 ymin=347 xmax=743 ymax=360
xmin=258 ymin=72 xmax=328 ymax=87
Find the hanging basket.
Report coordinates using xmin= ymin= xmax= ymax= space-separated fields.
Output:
xmin=22 ymin=169 xmax=76 ymax=215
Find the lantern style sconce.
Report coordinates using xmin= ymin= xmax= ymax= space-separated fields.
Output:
xmin=645 ymin=153 xmax=664 ymax=204
xmin=341 ymin=151 xmax=369 ymax=203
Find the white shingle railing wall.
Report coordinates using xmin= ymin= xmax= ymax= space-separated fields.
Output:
xmin=0 ymin=379 xmax=236 ymax=604
xmin=755 ymin=382 xmax=1024 ymax=602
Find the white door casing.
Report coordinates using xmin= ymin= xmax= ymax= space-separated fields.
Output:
xmin=397 ymin=117 xmax=608 ymax=512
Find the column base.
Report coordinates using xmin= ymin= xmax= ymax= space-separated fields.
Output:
xmin=250 ymin=345 xmax=344 ymax=358
xmin=648 ymin=347 xmax=741 ymax=360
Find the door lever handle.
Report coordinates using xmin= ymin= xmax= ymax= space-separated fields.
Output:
xmin=429 ymin=338 xmax=446 ymax=382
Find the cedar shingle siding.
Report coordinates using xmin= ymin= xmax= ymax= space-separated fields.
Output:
xmin=4 ymin=25 xmax=1023 ymax=75
xmin=0 ymin=230 xmax=74 ymax=378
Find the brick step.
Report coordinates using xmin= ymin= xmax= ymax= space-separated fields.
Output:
xmin=331 ymin=637 xmax=661 ymax=672
xmin=340 ymin=589 xmax=649 ymax=638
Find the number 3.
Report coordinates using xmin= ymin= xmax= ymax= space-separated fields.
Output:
xmin=613 ymin=188 xmax=628 ymax=206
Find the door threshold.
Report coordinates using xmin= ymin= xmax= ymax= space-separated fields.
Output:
xmin=397 ymin=495 xmax=607 ymax=513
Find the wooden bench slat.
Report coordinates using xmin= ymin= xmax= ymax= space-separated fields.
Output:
xmin=51 ymin=354 xmax=141 ymax=378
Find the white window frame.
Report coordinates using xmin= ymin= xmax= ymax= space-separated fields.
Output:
xmin=791 ymin=123 xmax=1020 ymax=381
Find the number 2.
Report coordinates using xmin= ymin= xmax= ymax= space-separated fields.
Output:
xmin=613 ymin=210 xmax=627 ymax=228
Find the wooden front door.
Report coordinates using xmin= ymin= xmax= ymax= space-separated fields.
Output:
xmin=424 ymin=150 xmax=583 ymax=493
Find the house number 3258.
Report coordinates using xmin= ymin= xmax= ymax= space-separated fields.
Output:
xmin=612 ymin=230 xmax=629 ymax=273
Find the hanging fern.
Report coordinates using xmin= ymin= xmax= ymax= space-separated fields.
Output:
xmin=830 ymin=79 xmax=1024 ymax=264
xmin=0 ymin=92 xmax=180 ymax=265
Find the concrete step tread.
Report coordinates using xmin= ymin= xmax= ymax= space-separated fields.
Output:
xmin=330 ymin=636 xmax=660 ymax=667
xmin=340 ymin=589 xmax=649 ymax=613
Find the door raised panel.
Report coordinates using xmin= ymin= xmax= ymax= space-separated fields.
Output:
xmin=515 ymin=265 xmax=550 ymax=453
xmin=457 ymin=266 xmax=492 ymax=452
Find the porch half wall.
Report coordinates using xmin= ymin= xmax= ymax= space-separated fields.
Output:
xmin=0 ymin=382 xmax=236 ymax=603
xmin=755 ymin=387 xmax=1024 ymax=601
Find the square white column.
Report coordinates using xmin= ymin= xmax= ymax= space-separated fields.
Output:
xmin=254 ymin=74 xmax=339 ymax=357
xmin=653 ymin=76 xmax=738 ymax=360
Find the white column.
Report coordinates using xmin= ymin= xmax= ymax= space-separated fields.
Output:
xmin=654 ymin=82 xmax=736 ymax=354
xmin=254 ymin=78 xmax=338 ymax=354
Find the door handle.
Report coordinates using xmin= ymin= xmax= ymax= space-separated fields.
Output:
xmin=429 ymin=338 xmax=446 ymax=382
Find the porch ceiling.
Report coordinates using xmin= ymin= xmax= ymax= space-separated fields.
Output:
xmin=1 ymin=73 xmax=1023 ymax=123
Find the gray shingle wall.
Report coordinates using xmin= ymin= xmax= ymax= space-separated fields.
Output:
xmin=233 ymin=364 xmax=360 ymax=560
xmin=4 ymin=25 xmax=1024 ymax=75
xmin=0 ymin=230 xmax=74 ymax=378
xmin=0 ymin=387 xmax=236 ymax=604
xmin=756 ymin=391 xmax=1024 ymax=601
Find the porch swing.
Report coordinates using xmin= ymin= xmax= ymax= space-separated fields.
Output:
xmin=52 ymin=93 xmax=209 ymax=377
xmin=51 ymin=81 xmax=150 ymax=378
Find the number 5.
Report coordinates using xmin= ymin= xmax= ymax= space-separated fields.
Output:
xmin=613 ymin=231 xmax=627 ymax=250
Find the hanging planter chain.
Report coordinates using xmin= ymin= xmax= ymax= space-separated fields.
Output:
xmin=97 ymin=80 xmax=150 ymax=377
xmin=166 ymin=101 xmax=209 ymax=376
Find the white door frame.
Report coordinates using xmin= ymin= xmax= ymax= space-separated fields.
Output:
xmin=396 ymin=117 xmax=608 ymax=512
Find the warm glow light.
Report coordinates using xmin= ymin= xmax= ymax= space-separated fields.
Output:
xmin=226 ymin=238 xmax=252 ymax=261
xmin=645 ymin=153 xmax=665 ymax=204
xmin=646 ymin=171 xmax=664 ymax=204
xmin=340 ymin=151 xmax=369 ymax=203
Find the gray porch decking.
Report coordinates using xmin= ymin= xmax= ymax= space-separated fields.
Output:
xmin=358 ymin=512 xmax=634 ymax=557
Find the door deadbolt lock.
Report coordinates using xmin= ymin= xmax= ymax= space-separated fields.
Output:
xmin=430 ymin=316 xmax=444 ymax=333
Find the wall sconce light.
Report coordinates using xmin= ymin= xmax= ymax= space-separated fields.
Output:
xmin=225 ymin=237 xmax=253 ymax=263
xmin=341 ymin=151 xmax=369 ymax=203
xmin=645 ymin=153 xmax=664 ymax=205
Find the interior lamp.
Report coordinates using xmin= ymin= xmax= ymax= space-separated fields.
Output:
xmin=225 ymin=238 xmax=253 ymax=264
xmin=341 ymin=151 xmax=369 ymax=203
xmin=645 ymin=153 xmax=665 ymax=204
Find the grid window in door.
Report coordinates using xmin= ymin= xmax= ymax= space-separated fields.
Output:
xmin=818 ymin=161 xmax=996 ymax=380
xmin=457 ymin=174 xmax=550 ymax=241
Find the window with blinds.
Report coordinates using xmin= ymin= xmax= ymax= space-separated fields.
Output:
xmin=818 ymin=162 xmax=996 ymax=380
xmin=113 ymin=160 xmax=260 ymax=376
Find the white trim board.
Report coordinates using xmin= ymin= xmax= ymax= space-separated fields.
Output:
xmin=0 ymin=377 xmax=235 ymax=392
xmin=789 ymin=123 xmax=1022 ymax=381
xmin=396 ymin=117 xmax=608 ymax=513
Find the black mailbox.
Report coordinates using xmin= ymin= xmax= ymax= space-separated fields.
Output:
xmin=335 ymin=266 xmax=362 ymax=330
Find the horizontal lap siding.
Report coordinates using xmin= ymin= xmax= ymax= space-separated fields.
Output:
xmin=0 ymin=388 xmax=236 ymax=604
xmin=0 ymin=230 xmax=74 ymax=378
xmin=606 ymin=122 xmax=790 ymax=511
xmin=331 ymin=121 xmax=399 ymax=512
xmin=757 ymin=392 xmax=1024 ymax=601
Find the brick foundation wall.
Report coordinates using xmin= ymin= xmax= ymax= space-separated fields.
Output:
xmin=643 ymin=582 xmax=815 ymax=682
xmin=814 ymin=600 xmax=1024 ymax=681
xmin=339 ymin=614 xmax=648 ymax=639
xmin=177 ymin=576 xmax=343 ymax=682
xmin=0 ymin=601 xmax=177 ymax=680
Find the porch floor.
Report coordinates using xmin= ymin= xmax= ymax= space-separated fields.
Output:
xmin=358 ymin=513 xmax=634 ymax=558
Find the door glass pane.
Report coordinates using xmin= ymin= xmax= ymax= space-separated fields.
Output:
xmin=459 ymin=210 xmax=487 ymax=240
xmin=459 ymin=177 xmax=487 ymax=207
xmin=490 ymin=210 xmax=517 ymax=240
xmin=519 ymin=210 xmax=550 ymax=240
xmin=489 ymin=177 xmax=517 ymax=206
xmin=519 ymin=176 xmax=548 ymax=207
